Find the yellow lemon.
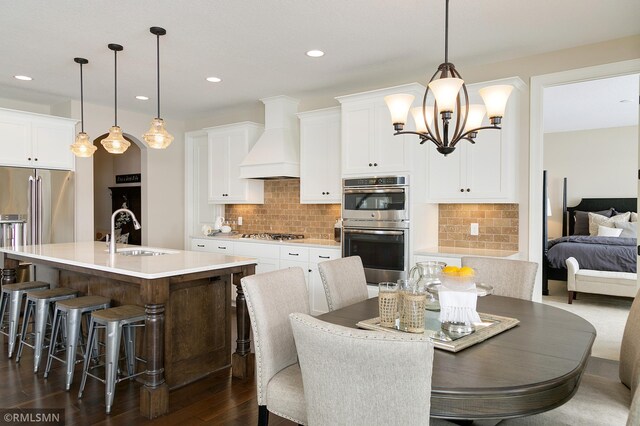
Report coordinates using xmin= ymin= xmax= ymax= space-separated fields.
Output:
xmin=458 ymin=266 xmax=475 ymax=277
xmin=442 ymin=266 xmax=460 ymax=276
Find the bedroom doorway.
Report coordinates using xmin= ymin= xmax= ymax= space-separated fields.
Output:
xmin=528 ymin=59 xmax=640 ymax=302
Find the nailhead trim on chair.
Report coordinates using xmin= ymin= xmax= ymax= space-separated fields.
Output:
xmin=317 ymin=268 xmax=335 ymax=311
xmin=241 ymin=278 xmax=266 ymax=406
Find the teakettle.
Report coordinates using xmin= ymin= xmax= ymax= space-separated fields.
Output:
xmin=214 ymin=216 xmax=225 ymax=230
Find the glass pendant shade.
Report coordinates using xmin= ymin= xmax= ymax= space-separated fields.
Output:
xmin=428 ymin=77 xmax=464 ymax=113
xmin=464 ymin=104 xmax=486 ymax=132
xmin=479 ymin=84 xmax=513 ymax=118
xmin=411 ymin=106 xmax=434 ymax=133
xmin=70 ymin=132 xmax=97 ymax=157
xmin=384 ymin=94 xmax=415 ymax=125
xmin=143 ymin=117 xmax=174 ymax=149
xmin=101 ymin=125 xmax=130 ymax=154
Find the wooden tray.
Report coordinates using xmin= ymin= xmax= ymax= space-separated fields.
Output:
xmin=356 ymin=311 xmax=519 ymax=352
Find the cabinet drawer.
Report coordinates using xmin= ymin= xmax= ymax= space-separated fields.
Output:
xmin=309 ymin=247 xmax=341 ymax=264
xmin=280 ymin=246 xmax=309 ymax=262
xmin=235 ymin=242 xmax=279 ymax=259
xmin=191 ymin=238 xmax=235 ymax=254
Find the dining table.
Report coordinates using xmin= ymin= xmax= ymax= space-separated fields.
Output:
xmin=318 ymin=294 xmax=597 ymax=421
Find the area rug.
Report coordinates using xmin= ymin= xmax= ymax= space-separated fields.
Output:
xmin=543 ymin=280 xmax=632 ymax=361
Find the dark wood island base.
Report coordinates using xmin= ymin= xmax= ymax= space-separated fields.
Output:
xmin=1 ymin=250 xmax=256 ymax=419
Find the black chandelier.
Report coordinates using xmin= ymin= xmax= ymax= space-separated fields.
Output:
xmin=385 ymin=0 xmax=513 ymax=156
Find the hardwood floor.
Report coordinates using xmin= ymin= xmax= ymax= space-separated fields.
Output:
xmin=0 ymin=311 xmax=294 ymax=426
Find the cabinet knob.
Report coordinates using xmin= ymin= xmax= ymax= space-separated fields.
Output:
xmin=368 ymin=163 xmax=372 ymax=167
xmin=308 ymin=269 xmax=312 ymax=273
xmin=326 ymin=191 xmax=329 ymax=195
xmin=322 ymin=192 xmax=326 ymax=195
xmin=466 ymin=188 xmax=470 ymax=192
xmin=34 ymin=158 xmax=38 ymax=161
xmin=460 ymin=189 xmax=464 ymax=192
xmin=28 ymin=157 xmax=31 ymax=161
xmin=374 ymin=163 xmax=378 ymax=166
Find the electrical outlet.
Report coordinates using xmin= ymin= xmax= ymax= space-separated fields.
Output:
xmin=470 ymin=223 xmax=479 ymax=236
xmin=237 ymin=216 xmax=243 ymax=226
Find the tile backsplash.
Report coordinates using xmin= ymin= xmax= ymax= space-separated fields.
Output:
xmin=439 ymin=204 xmax=519 ymax=251
xmin=225 ymin=179 xmax=341 ymax=239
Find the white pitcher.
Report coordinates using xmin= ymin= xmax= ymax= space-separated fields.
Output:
xmin=214 ymin=216 xmax=225 ymax=230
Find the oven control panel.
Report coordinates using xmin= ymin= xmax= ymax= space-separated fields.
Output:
xmin=343 ymin=176 xmax=407 ymax=187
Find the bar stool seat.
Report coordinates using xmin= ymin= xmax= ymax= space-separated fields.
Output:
xmin=78 ymin=305 xmax=146 ymax=414
xmin=15 ymin=288 xmax=79 ymax=373
xmin=44 ymin=295 xmax=111 ymax=391
xmin=0 ymin=281 xmax=50 ymax=357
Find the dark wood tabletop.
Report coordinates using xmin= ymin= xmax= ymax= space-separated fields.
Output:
xmin=318 ymin=295 xmax=596 ymax=420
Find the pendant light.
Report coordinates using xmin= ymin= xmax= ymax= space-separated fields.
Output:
xmin=101 ymin=43 xmax=131 ymax=154
xmin=143 ymin=27 xmax=174 ymax=149
xmin=70 ymin=57 xmax=97 ymax=157
xmin=384 ymin=0 xmax=513 ymax=156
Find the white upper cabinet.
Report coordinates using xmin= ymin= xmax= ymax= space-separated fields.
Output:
xmin=0 ymin=108 xmax=76 ymax=170
xmin=426 ymin=77 xmax=526 ymax=203
xmin=298 ymin=107 xmax=341 ymax=204
xmin=206 ymin=122 xmax=264 ymax=204
xmin=336 ymin=83 xmax=425 ymax=177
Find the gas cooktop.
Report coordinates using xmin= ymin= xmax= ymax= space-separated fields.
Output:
xmin=240 ymin=233 xmax=305 ymax=241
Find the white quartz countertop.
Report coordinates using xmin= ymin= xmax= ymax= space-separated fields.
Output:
xmin=0 ymin=242 xmax=256 ymax=280
xmin=191 ymin=235 xmax=341 ymax=249
xmin=414 ymin=246 xmax=519 ymax=258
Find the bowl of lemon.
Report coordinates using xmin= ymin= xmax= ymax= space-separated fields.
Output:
xmin=427 ymin=266 xmax=494 ymax=297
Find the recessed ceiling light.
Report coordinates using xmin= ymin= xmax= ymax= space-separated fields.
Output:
xmin=136 ymin=95 xmax=149 ymax=101
xmin=206 ymin=77 xmax=222 ymax=83
xmin=14 ymin=75 xmax=33 ymax=81
xmin=306 ymin=50 xmax=325 ymax=58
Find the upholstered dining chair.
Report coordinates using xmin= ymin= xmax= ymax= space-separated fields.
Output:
xmin=501 ymin=288 xmax=640 ymax=425
xmin=289 ymin=312 xmax=434 ymax=426
xmin=318 ymin=256 xmax=369 ymax=311
xmin=460 ymin=257 xmax=538 ymax=301
xmin=241 ymin=267 xmax=310 ymax=426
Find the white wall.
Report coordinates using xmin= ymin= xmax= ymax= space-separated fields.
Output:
xmin=0 ymin=96 xmax=51 ymax=115
xmin=544 ymin=126 xmax=638 ymax=237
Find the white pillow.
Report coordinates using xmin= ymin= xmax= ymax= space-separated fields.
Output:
xmin=631 ymin=212 xmax=638 ymax=222
xmin=588 ymin=211 xmax=631 ymax=236
xmin=597 ymin=225 xmax=623 ymax=237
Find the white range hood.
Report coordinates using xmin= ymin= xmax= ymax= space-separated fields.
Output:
xmin=239 ymin=95 xmax=300 ymax=179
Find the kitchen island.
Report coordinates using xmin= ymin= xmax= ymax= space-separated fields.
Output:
xmin=0 ymin=242 xmax=256 ymax=419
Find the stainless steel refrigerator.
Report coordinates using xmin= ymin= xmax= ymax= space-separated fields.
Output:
xmin=0 ymin=166 xmax=74 ymax=247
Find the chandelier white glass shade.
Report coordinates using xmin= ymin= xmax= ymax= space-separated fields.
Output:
xmin=143 ymin=27 xmax=174 ymax=149
xmin=101 ymin=43 xmax=130 ymax=154
xmin=384 ymin=0 xmax=513 ymax=156
xmin=70 ymin=57 xmax=97 ymax=157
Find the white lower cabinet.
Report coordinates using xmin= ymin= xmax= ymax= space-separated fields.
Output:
xmin=190 ymin=238 xmax=341 ymax=315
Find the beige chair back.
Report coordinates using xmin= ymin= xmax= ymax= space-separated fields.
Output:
xmin=289 ymin=313 xmax=434 ymax=426
xmin=461 ymin=257 xmax=538 ymax=301
xmin=318 ymin=256 xmax=369 ymax=311
xmin=620 ymin=289 xmax=640 ymax=394
xmin=241 ymin=267 xmax=310 ymax=405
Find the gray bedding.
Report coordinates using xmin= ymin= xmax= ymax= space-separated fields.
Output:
xmin=546 ymin=236 xmax=637 ymax=273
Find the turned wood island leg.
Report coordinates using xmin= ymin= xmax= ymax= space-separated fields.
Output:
xmin=232 ymin=264 xmax=255 ymax=380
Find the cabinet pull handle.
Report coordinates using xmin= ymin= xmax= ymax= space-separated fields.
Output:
xmin=197 ymin=244 xmax=205 ymax=247
xmin=218 ymin=246 xmax=226 ymax=249
xmin=288 ymin=253 xmax=299 ymax=256
xmin=319 ymin=255 xmax=330 ymax=259
xmin=466 ymin=188 xmax=470 ymax=192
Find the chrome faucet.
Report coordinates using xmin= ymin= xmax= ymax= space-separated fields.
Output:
xmin=109 ymin=208 xmax=142 ymax=254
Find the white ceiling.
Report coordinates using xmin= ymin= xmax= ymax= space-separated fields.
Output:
xmin=1 ymin=0 xmax=639 ymax=120
xmin=543 ymin=74 xmax=639 ymax=133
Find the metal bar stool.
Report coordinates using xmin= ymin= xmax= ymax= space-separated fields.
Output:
xmin=15 ymin=288 xmax=79 ymax=373
xmin=0 ymin=281 xmax=50 ymax=357
xmin=44 ymin=295 xmax=111 ymax=391
xmin=78 ymin=305 xmax=146 ymax=414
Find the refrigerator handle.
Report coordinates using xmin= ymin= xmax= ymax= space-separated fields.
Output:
xmin=36 ymin=176 xmax=43 ymax=245
xmin=28 ymin=175 xmax=36 ymax=245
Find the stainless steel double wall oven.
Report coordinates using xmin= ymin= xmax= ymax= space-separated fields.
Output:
xmin=341 ymin=176 xmax=409 ymax=284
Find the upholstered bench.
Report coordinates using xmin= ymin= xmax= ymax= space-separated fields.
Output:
xmin=566 ymin=257 xmax=638 ymax=304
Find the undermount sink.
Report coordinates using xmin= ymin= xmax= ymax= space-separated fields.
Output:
xmin=114 ymin=248 xmax=179 ymax=257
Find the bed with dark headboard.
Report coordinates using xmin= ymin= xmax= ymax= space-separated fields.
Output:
xmin=542 ymin=172 xmax=637 ymax=295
